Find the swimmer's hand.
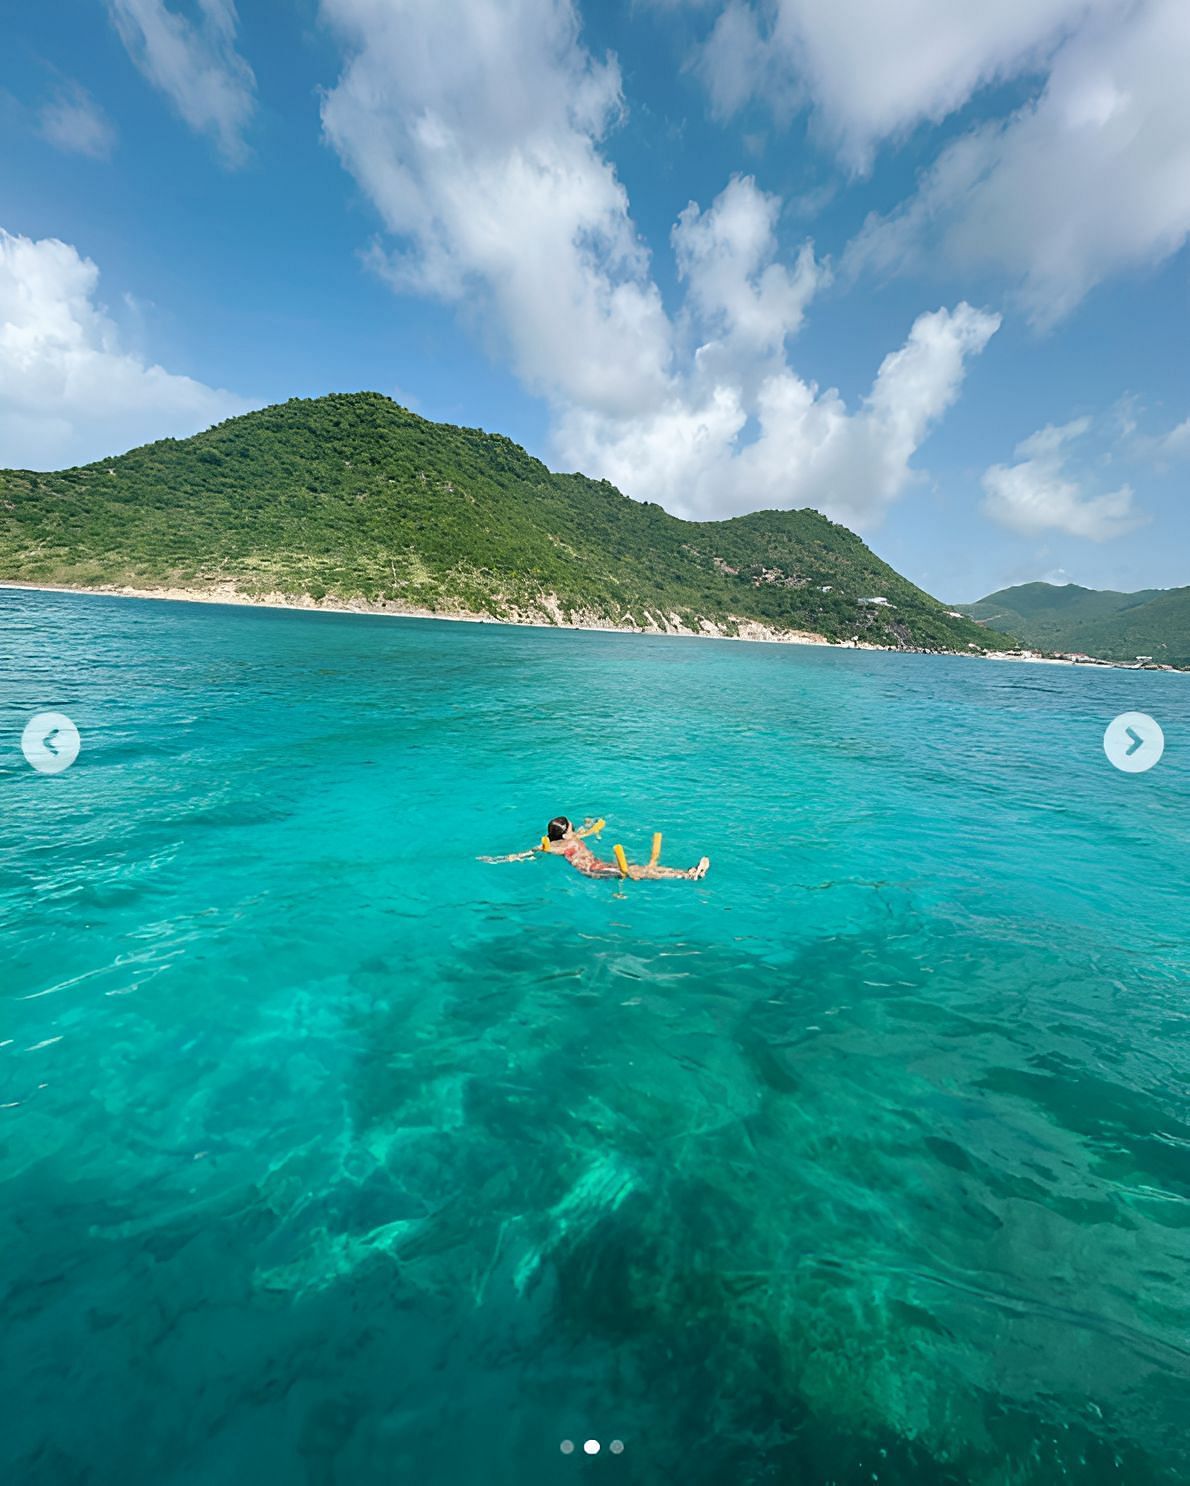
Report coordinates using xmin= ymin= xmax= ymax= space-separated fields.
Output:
xmin=576 ymin=817 xmax=606 ymax=838
xmin=477 ymin=850 xmax=538 ymax=864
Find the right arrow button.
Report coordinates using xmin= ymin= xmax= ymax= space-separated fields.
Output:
xmin=1105 ymin=712 xmax=1164 ymax=774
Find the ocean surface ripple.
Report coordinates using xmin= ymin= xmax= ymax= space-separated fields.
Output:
xmin=2 ymin=590 xmax=1188 ymax=1485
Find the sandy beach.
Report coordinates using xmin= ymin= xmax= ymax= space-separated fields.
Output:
xmin=0 ymin=578 xmax=890 ymax=652
xmin=5 ymin=577 xmax=1170 ymax=669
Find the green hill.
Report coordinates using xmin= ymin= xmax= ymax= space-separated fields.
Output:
xmin=0 ymin=391 xmax=1001 ymax=652
xmin=956 ymin=582 xmax=1190 ymax=666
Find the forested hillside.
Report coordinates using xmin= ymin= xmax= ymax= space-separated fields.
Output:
xmin=1 ymin=392 xmax=1002 ymax=651
xmin=957 ymin=582 xmax=1190 ymax=666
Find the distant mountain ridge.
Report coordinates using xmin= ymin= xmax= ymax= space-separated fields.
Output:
xmin=0 ymin=393 xmax=1005 ymax=652
xmin=956 ymin=582 xmax=1190 ymax=666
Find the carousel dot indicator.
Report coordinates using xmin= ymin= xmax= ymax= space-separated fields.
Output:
xmin=584 ymin=1440 xmax=601 ymax=1455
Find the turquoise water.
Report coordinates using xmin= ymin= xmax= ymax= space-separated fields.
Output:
xmin=2 ymin=588 xmax=1188 ymax=1485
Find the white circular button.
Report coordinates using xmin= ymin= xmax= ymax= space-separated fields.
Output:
xmin=1104 ymin=711 xmax=1164 ymax=774
xmin=583 ymin=1440 xmax=601 ymax=1455
xmin=21 ymin=712 xmax=81 ymax=774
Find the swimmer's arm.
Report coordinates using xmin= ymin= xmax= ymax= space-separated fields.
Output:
xmin=477 ymin=848 xmax=540 ymax=864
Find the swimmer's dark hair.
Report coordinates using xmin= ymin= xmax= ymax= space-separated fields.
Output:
xmin=547 ymin=816 xmax=571 ymax=842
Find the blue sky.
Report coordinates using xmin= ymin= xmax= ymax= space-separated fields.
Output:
xmin=1 ymin=0 xmax=1187 ymax=601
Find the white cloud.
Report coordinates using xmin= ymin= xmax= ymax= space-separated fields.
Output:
xmin=1153 ymin=415 xmax=1190 ymax=462
xmin=846 ymin=0 xmax=1190 ymax=324
xmin=0 ymin=228 xmax=248 ymax=470
xmin=106 ymin=0 xmax=256 ymax=164
xmin=322 ymin=0 xmax=672 ymax=418
xmin=321 ymin=0 xmax=995 ymax=525
xmin=695 ymin=0 xmax=1101 ymax=171
xmin=673 ymin=173 xmax=827 ymax=362
xmin=1119 ymin=402 xmax=1190 ymax=466
xmin=38 ymin=83 xmax=117 ymax=160
xmin=981 ymin=417 xmax=1143 ymax=540
xmin=696 ymin=4 xmax=797 ymax=129
xmin=558 ymin=300 xmax=1000 ymax=523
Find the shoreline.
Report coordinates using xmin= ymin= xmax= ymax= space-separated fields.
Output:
xmin=1 ymin=579 xmax=1177 ymax=671
xmin=0 ymin=579 xmax=876 ymax=652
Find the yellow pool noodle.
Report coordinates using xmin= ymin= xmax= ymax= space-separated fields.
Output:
xmin=649 ymin=832 xmax=662 ymax=866
xmin=541 ymin=836 xmax=550 ymax=850
xmin=613 ymin=843 xmax=629 ymax=878
xmin=591 ymin=817 xmax=606 ymax=834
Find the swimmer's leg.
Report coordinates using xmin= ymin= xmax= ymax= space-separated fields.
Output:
xmin=631 ymin=858 xmax=710 ymax=881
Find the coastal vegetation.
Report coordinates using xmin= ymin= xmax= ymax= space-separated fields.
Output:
xmin=1 ymin=392 xmax=1004 ymax=652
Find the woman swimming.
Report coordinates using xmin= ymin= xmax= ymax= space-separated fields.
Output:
xmin=481 ymin=816 xmax=709 ymax=880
